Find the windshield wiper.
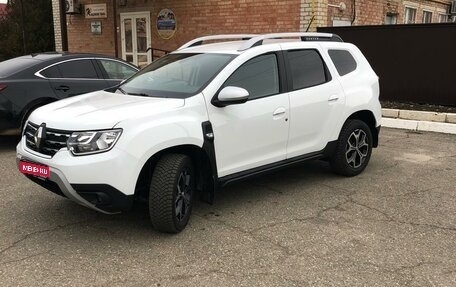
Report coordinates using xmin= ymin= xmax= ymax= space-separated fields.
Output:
xmin=117 ymin=87 xmax=127 ymax=94
xmin=117 ymin=87 xmax=150 ymax=97
xmin=126 ymin=92 xmax=151 ymax=97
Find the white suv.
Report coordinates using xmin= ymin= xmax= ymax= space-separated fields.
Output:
xmin=17 ymin=33 xmax=381 ymax=233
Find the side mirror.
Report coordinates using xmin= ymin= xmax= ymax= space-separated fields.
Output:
xmin=213 ymin=86 xmax=249 ymax=107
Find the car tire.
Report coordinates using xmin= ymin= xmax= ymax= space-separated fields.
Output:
xmin=330 ymin=119 xmax=373 ymax=177
xmin=20 ymin=104 xmax=46 ymax=132
xmin=149 ymin=154 xmax=195 ymax=233
xmin=20 ymin=107 xmax=37 ymax=132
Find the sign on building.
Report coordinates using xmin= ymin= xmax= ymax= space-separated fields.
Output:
xmin=85 ymin=4 xmax=107 ymax=19
xmin=157 ymin=9 xmax=176 ymax=39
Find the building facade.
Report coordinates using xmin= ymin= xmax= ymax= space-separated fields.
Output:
xmin=53 ymin=0 xmax=453 ymax=67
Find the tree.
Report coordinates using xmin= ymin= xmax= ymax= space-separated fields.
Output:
xmin=0 ymin=0 xmax=54 ymax=61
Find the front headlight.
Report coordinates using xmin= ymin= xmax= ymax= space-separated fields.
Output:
xmin=67 ymin=129 xmax=122 ymax=155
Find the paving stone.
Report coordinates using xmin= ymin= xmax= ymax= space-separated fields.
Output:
xmin=399 ymin=110 xmax=446 ymax=122
xmin=382 ymin=108 xmax=399 ymax=118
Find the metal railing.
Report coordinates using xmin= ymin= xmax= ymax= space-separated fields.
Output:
xmin=146 ymin=47 xmax=170 ymax=61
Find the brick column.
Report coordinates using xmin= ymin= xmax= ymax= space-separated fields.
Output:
xmin=300 ymin=0 xmax=329 ymax=31
xmin=52 ymin=0 xmax=62 ymax=51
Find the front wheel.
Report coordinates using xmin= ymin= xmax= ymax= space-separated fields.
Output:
xmin=149 ymin=154 xmax=195 ymax=233
xmin=330 ymin=119 xmax=373 ymax=177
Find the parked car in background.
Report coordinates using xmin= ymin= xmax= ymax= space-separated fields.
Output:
xmin=0 ymin=52 xmax=138 ymax=135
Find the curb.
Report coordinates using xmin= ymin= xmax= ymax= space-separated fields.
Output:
xmin=381 ymin=108 xmax=456 ymax=134
xmin=382 ymin=118 xmax=456 ymax=134
xmin=382 ymin=108 xmax=456 ymax=124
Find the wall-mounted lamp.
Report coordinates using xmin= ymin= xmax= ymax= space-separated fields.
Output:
xmin=118 ymin=0 xmax=127 ymax=7
xmin=328 ymin=2 xmax=347 ymax=12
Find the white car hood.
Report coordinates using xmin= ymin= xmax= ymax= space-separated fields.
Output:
xmin=28 ymin=91 xmax=185 ymax=130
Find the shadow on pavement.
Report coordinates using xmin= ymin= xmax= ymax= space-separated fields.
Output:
xmin=0 ymin=135 xmax=20 ymax=151
xmin=13 ymin=160 xmax=335 ymax=238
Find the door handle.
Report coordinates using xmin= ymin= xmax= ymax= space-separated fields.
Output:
xmin=273 ymin=107 xmax=286 ymax=117
xmin=328 ymin=94 xmax=339 ymax=102
xmin=55 ymin=85 xmax=70 ymax=92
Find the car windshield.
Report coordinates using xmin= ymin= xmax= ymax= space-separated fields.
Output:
xmin=118 ymin=53 xmax=235 ymax=98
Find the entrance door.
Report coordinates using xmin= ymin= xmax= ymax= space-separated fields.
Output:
xmin=120 ymin=12 xmax=152 ymax=68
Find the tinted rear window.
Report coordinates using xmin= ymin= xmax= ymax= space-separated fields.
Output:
xmin=0 ymin=58 xmax=39 ymax=78
xmin=41 ymin=65 xmax=61 ymax=78
xmin=328 ymin=50 xmax=357 ymax=76
xmin=56 ymin=59 xmax=98 ymax=79
xmin=288 ymin=49 xmax=329 ymax=90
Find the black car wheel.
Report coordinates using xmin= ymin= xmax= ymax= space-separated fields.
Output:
xmin=330 ymin=119 xmax=373 ymax=177
xmin=149 ymin=154 xmax=195 ymax=233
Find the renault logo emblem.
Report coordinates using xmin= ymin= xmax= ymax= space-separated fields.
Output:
xmin=34 ymin=123 xmax=46 ymax=150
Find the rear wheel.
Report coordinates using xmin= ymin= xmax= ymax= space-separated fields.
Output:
xmin=330 ymin=119 xmax=373 ymax=177
xmin=149 ymin=154 xmax=195 ymax=233
xmin=20 ymin=104 xmax=45 ymax=131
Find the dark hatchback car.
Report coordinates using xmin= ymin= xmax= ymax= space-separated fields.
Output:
xmin=0 ymin=52 xmax=138 ymax=134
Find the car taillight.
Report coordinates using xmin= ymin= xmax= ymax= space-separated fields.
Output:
xmin=0 ymin=84 xmax=7 ymax=92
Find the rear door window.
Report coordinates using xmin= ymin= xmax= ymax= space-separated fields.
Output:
xmin=54 ymin=60 xmax=99 ymax=79
xmin=328 ymin=50 xmax=357 ymax=76
xmin=287 ymin=49 xmax=330 ymax=90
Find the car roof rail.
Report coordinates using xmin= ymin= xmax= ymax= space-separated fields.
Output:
xmin=237 ymin=32 xmax=343 ymax=51
xmin=178 ymin=34 xmax=258 ymax=50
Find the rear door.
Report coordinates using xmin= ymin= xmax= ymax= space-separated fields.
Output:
xmin=43 ymin=59 xmax=109 ymax=98
xmin=282 ymin=43 xmax=346 ymax=158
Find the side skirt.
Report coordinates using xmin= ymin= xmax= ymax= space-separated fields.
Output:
xmin=216 ymin=141 xmax=338 ymax=188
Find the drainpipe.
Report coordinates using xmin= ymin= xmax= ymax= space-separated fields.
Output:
xmin=351 ymin=0 xmax=356 ymax=24
xmin=112 ymin=0 xmax=118 ymax=57
xmin=19 ymin=0 xmax=26 ymax=54
xmin=59 ymin=0 xmax=68 ymax=51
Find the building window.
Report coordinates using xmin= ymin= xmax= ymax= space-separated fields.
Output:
xmin=404 ymin=7 xmax=417 ymax=24
xmin=332 ymin=20 xmax=352 ymax=27
xmin=439 ymin=14 xmax=448 ymax=23
xmin=422 ymin=11 xmax=433 ymax=23
xmin=385 ymin=13 xmax=397 ymax=24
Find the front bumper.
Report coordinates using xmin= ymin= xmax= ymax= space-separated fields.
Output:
xmin=16 ymin=137 xmax=137 ymax=214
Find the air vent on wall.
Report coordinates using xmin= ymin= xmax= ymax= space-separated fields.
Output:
xmin=65 ymin=0 xmax=80 ymax=14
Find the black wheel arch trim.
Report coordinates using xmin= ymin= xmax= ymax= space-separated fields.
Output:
xmin=345 ymin=110 xmax=380 ymax=148
xmin=132 ymin=122 xmax=218 ymax=205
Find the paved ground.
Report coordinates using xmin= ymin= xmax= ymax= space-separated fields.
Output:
xmin=0 ymin=128 xmax=455 ymax=287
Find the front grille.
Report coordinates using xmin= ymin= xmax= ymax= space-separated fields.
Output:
xmin=24 ymin=122 xmax=72 ymax=157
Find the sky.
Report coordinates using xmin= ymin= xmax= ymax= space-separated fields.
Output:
xmin=0 ymin=0 xmax=6 ymax=4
